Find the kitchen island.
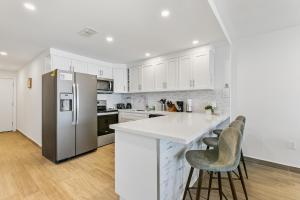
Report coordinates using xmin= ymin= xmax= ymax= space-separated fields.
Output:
xmin=110 ymin=113 xmax=229 ymax=200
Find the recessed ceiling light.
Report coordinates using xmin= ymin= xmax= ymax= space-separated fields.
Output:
xmin=106 ymin=36 xmax=114 ymax=43
xmin=0 ymin=51 xmax=8 ymax=56
xmin=161 ymin=9 xmax=170 ymax=18
xmin=145 ymin=53 xmax=151 ymax=57
xmin=192 ymin=40 xmax=199 ymax=45
xmin=23 ymin=2 xmax=36 ymax=11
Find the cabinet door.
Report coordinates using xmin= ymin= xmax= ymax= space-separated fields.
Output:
xmin=129 ymin=66 xmax=140 ymax=92
xmin=51 ymin=55 xmax=72 ymax=71
xmin=192 ymin=54 xmax=212 ymax=89
xmin=179 ymin=56 xmax=192 ymax=89
xmin=142 ymin=63 xmax=155 ymax=91
xmin=100 ymin=65 xmax=113 ymax=79
xmin=87 ymin=63 xmax=100 ymax=76
xmin=72 ymin=60 xmax=88 ymax=74
xmin=166 ymin=58 xmax=179 ymax=90
xmin=155 ymin=61 xmax=167 ymax=90
xmin=113 ymin=68 xmax=128 ymax=93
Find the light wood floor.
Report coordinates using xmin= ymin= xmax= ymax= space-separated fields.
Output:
xmin=0 ymin=132 xmax=300 ymax=200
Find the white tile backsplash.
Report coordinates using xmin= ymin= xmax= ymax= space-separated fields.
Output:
xmin=97 ymin=89 xmax=230 ymax=114
xmin=124 ymin=89 xmax=230 ymax=114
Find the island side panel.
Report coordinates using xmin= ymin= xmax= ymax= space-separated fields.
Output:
xmin=115 ymin=131 xmax=159 ymax=200
xmin=159 ymin=138 xmax=203 ymax=200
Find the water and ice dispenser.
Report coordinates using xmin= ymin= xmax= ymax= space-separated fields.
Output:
xmin=60 ymin=93 xmax=73 ymax=112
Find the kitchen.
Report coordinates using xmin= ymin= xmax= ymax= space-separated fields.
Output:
xmin=0 ymin=0 xmax=300 ymax=200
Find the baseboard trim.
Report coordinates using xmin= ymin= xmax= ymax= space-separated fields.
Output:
xmin=16 ymin=129 xmax=41 ymax=149
xmin=245 ymin=156 xmax=300 ymax=174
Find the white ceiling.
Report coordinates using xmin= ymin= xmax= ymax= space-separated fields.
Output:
xmin=212 ymin=0 xmax=300 ymax=41
xmin=0 ymin=0 xmax=225 ymax=71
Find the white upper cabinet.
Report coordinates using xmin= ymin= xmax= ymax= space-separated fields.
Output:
xmin=99 ymin=65 xmax=113 ymax=79
xmin=51 ymin=55 xmax=72 ymax=71
xmin=166 ymin=58 xmax=179 ymax=90
xmin=154 ymin=61 xmax=167 ymax=90
xmin=191 ymin=53 xmax=213 ymax=89
xmin=113 ymin=67 xmax=128 ymax=93
xmin=72 ymin=59 xmax=88 ymax=73
xmin=179 ymin=55 xmax=193 ymax=90
xmin=129 ymin=65 xmax=142 ymax=92
xmin=142 ymin=63 xmax=155 ymax=91
xmin=87 ymin=63 xmax=100 ymax=76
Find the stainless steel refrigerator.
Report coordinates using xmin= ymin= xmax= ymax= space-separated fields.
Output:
xmin=42 ymin=69 xmax=97 ymax=163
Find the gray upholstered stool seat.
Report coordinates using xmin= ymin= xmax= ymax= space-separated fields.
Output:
xmin=202 ymin=137 xmax=218 ymax=148
xmin=213 ymin=129 xmax=222 ymax=136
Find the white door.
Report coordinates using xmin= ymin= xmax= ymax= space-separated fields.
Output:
xmin=155 ymin=61 xmax=167 ymax=90
xmin=166 ymin=58 xmax=179 ymax=90
xmin=72 ymin=59 xmax=88 ymax=74
xmin=0 ymin=79 xmax=14 ymax=132
xmin=179 ymin=55 xmax=192 ymax=89
xmin=113 ymin=68 xmax=128 ymax=93
xmin=142 ymin=63 xmax=155 ymax=91
xmin=51 ymin=55 xmax=72 ymax=71
xmin=192 ymin=54 xmax=211 ymax=89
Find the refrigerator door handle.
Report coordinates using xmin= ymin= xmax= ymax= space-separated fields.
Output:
xmin=76 ymin=83 xmax=80 ymax=125
xmin=72 ymin=83 xmax=76 ymax=125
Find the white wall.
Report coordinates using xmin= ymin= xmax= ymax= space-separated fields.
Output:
xmin=17 ymin=52 xmax=47 ymax=146
xmin=231 ymin=25 xmax=300 ymax=168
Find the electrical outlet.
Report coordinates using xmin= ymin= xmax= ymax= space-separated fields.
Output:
xmin=287 ymin=141 xmax=296 ymax=150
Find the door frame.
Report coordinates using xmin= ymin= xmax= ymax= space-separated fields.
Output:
xmin=0 ymin=75 xmax=16 ymax=131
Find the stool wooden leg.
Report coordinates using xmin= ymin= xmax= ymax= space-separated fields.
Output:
xmin=238 ymin=165 xmax=248 ymax=200
xmin=207 ymin=172 xmax=213 ymax=200
xmin=183 ymin=167 xmax=194 ymax=200
xmin=241 ymin=150 xmax=249 ymax=179
xmin=217 ymin=172 xmax=222 ymax=200
xmin=227 ymin=172 xmax=238 ymax=200
xmin=196 ymin=170 xmax=204 ymax=200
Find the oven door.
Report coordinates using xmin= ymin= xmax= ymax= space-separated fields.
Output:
xmin=97 ymin=114 xmax=118 ymax=136
xmin=97 ymin=79 xmax=113 ymax=93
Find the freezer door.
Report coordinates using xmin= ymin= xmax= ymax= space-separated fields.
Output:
xmin=75 ymin=73 xmax=97 ymax=155
xmin=56 ymin=70 xmax=76 ymax=161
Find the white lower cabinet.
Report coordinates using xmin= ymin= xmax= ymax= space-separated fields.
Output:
xmin=118 ymin=112 xmax=148 ymax=123
xmin=113 ymin=68 xmax=128 ymax=93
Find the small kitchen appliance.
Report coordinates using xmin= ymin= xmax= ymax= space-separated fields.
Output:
xmin=186 ymin=99 xmax=193 ymax=112
xmin=176 ymin=101 xmax=184 ymax=112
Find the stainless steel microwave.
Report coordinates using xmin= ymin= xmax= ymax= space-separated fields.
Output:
xmin=97 ymin=79 xmax=114 ymax=93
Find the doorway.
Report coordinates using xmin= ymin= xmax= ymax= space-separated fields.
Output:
xmin=0 ymin=78 xmax=14 ymax=132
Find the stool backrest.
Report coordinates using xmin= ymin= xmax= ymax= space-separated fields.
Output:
xmin=236 ymin=115 xmax=246 ymax=124
xmin=229 ymin=120 xmax=245 ymax=135
xmin=218 ymin=127 xmax=242 ymax=169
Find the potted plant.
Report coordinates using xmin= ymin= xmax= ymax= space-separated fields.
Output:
xmin=204 ymin=105 xmax=214 ymax=115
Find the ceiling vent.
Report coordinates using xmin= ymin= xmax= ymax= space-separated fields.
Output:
xmin=78 ymin=27 xmax=98 ymax=37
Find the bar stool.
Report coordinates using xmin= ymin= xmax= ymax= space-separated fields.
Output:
xmin=203 ymin=116 xmax=249 ymax=179
xmin=183 ymin=127 xmax=246 ymax=200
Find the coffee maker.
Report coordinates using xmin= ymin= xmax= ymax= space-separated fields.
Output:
xmin=176 ymin=101 xmax=184 ymax=112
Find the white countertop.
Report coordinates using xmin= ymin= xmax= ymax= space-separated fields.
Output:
xmin=110 ymin=112 xmax=229 ymax=144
